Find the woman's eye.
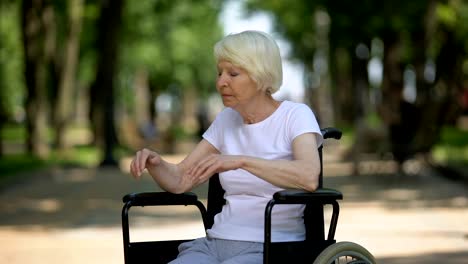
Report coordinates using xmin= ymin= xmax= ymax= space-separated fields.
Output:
xmin=230 ymin=72 xmax=239 ymax=77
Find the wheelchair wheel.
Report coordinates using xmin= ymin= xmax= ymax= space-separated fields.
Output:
xmin=312 ymin=241 xmax=376 ymax=264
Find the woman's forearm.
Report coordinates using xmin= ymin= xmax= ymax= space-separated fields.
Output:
xmin=241 ymin=156 xmax=320 ymax=192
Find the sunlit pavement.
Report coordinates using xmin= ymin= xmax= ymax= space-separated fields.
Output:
xmin=0 ymin=154 xmax=467 ymax=264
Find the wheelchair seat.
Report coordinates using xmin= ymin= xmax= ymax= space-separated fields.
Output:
xmin=121 ymin=127 xmax=376 ymax=264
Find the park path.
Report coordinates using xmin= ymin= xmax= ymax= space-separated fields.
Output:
xmin=0 ymin=153 xmax=467 ymax=264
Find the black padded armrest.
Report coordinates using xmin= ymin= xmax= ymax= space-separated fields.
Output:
xmin=321 ymin=127 xmax=342 ymax=140
xmin=123 ymin=192 xmax=199 ymax=206
xmin=273 ymin=188 xmax=343 ymax=204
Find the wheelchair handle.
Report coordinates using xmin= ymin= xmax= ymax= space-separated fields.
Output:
xmin=321 ymin=127 xmax=342 ymax=140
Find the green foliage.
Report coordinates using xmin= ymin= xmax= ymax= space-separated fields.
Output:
xmin=120 ymin=0 xmax=223 ymax=100
xmin=245 ymin=0 xmax=316 ymax=62
xmin=0 ymin=123 xmax=26 ymax=142
xmin=335 ymin=124 xmax=355 ymax=148
xmin=436 ymin=1 xmax=468 ymax=50
xmin=427 ymin=126 xmax=468 ymax=165
xmin=0 ymin=1 xmax=24 ymax=121
xmin=49 ymin=145 xmax=100 ymax=167
xmin=438 ymin=126 xmax=468 ymax=147
xmin=245 ymin=0 xmax=468 ymax=165
xmin=0 ymin=154 xmax=47 ymax=181
xmin=78 ymin=0 xmax=100 ymax=87
xmin=169 ymin=124 xmax=192 ymax=140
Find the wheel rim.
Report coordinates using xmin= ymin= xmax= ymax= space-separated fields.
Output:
xmin=324 ymin=251 xmax=372 ymax=264
xmin=313 ymin=242 xmax=376 ymax=264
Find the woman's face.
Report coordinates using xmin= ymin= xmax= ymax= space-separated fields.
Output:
xmin=216 ymin=60 xmax=260 ymax=109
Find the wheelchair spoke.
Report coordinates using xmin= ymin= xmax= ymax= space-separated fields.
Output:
xmin=313 ymin=242 xmax=375 ymax=264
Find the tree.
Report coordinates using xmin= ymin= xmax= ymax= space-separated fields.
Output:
xmin=21 ymin=0 xmax=56 ymax=158
xmin=0 ymin=0 xmax=25 ymax=156
xmin=119 ymin=0 xmax=223 ymax=152
xmin=246 ymin=0 xmax=468 ymax=168
xmin=53 ymin=0 xmax=84 ymax=150
xmin=89 ymin=0 xmax=124 ymax=166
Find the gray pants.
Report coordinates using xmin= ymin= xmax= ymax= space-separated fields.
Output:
xmin=168 ymin=237 xmax=263 ymax=264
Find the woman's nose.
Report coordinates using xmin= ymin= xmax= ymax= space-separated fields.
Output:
xmin=216 ymin=74 xmax=227 ymax=87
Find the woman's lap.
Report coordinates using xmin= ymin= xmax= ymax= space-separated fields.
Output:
xmin=168 ymin=237 xmax=263 ymax=264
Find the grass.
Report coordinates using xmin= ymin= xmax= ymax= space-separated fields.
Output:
xmin=336 ymin=121 xmax=468 ymax=166
xmin=0 ymin=145 xmax=100 ymax=183
xmin=1 ymin=123 xmax=26 ymax=141
xmin=432 ymin=126 xmax=468 ymax=166
xmin=0 ymin=154 xmax=48 ymax=177
xmin=1 ymin=120 xmax=466 ymax=183
xmin=0 ymin=142 xmax=133 ymax=182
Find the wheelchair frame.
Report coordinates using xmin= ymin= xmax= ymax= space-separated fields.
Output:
xmin=122 ymin=127 xmax=375 ymax=264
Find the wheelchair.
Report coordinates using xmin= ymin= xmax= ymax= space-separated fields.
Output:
xmin=122 ymin=127 xmax=376 ymax=264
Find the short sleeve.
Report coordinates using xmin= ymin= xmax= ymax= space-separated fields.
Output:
xmin=202 ymin=109 xmax=227 ymax=152
xmin=288 ymin=104 xmax=324 ymax=147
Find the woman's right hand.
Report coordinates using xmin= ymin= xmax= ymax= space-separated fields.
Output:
xmin=129 ymin=148 xmax=162 ymax=179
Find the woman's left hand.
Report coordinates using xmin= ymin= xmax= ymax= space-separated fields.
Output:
xmin=187 ymin=154 xmax=243 ymax=183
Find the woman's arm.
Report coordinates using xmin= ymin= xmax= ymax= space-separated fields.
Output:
xmin=188 ymin=133 xmax=321 ymax=192
xmin=130 ymin=139 xmax=220 ymax=193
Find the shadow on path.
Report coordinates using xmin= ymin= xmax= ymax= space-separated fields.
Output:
xmin=0 ymin=164 xmax=208 ymax=230
xmin=0 ymin=156 xmax=467 ymax=264
xmin=1 ymin=158 xmax=466 ymax=228
xmin=379 ymin=251 xmax=468 ymax=264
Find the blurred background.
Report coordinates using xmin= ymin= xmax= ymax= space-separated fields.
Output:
xmin=1 ymin=0 xmax=467 ymax=173
xmin=0 ymin=0 xmax=467 ymax=263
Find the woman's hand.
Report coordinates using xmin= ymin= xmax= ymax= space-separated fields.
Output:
xmin=129 ymin=148 xmax=162 ymax=179
xmin=127 ymin=140 xmax=220 ymax=193
xmin=188 ymin=154 xmax=243 ymax=182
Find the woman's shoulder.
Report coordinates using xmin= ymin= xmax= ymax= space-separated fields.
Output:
xmin=280 ymin=100 xmax=313 ymax=113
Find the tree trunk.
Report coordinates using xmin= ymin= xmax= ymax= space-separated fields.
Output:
xmin=54 ymin=0 xmax=84 ymax=150
xmin=21 ymin=0 xmax=55 ymax=158
xmin=0 ymin=63 xmax=7 ymax=157
xmin=331 ymin=46 xmax=353 ymax=124
xmin=134 ymin=68 xmax=151 ymax=129
xmin=351 ymin=43 xmax=370 ymax=121
xmin=312 ymin=9 xmax=334 ymax=127
xmin=90 ymin=0 xmax=124 ymax=166
xmin=377 ymin=33 xmax=410 ymax=167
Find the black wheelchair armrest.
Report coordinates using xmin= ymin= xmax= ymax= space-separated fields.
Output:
xmin=273 ymin=188 xmax=343 ymax=204
xmin=123 ymin=192 xmax=199 ymax=206
xmin=122 ymin=192 xmax=210 ymax=231
xmin=321 ymin=127 xmax=342 ymax=140
xmin=264 ymin=188 xmax=343 ymax=255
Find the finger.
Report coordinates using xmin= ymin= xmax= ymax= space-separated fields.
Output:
xmin=131 ymin=158 xmax=141 ymax=179
xmin=133 ymin=152 xmax=141 ymax=176
xmin=194 ymin=160 xmax=218 ymax=182
xmin=133 ymin=154 xmax=142 ymax=177
xmin=137 ymin=150 xmax=149 ymax=174
xmin=197 ymin=159 xmax=220 ymax=184
xmin=129 ymin=159 xmax=136 ymax=177
xmin=198 ymin=166 xmax=217 ymax=183
xmin=191 ymin=155 xmax=217 ymax=177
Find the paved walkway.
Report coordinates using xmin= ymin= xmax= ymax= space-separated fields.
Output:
xmin=0 ymin=154 xmax=467 ymax=264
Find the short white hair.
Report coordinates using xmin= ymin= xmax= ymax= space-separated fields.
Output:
xmin=214 ymin=30 xmax=283 ymax=94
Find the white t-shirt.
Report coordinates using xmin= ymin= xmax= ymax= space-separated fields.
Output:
xmin=202 ymin=100 xmax=323 ymax=242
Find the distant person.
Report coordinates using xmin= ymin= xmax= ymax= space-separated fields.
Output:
xmin=129 ymin=30 xmax=323 ymax=264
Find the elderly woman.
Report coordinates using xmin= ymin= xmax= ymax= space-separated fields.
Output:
xmin=130 ymin=30 xmax=323 ymax=264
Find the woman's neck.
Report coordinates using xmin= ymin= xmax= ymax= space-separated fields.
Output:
xmin=235 ymin=95 xmax=281 ymax=124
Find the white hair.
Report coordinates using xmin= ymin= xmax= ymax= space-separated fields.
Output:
xmin=214 ymin=30 xmax=283 ymax=94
